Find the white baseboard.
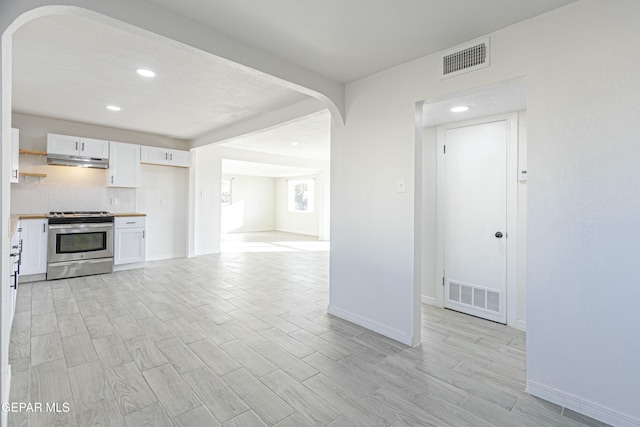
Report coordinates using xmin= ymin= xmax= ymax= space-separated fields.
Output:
xmin=327 ymin=305 xmax=413 ymax=346
xmin=528 ymin=381 xmax=640 ymax=427
xmin=515 ymin=319 xmax=526 ymax=331
xmin=421 ymin=295 xmax=438 ymax=306
xmin=113 ymin=262 xmax=145 ymax=272
xmin=18 ymin=273 xmax=46 ymax=283
xmin=194 ymin=249 xmax=221 ymax=256
xmin=146 ymin=253 xmax=187 ymax=261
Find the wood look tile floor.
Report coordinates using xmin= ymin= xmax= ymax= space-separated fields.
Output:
xmin=9 ymin=232 xmax=607 ymax=427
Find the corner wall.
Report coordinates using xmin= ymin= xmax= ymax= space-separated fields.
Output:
xmin=222 ymin=175 xmax=275 ymax=233
xmin=330 ymin=1 xmax=640 ymax=423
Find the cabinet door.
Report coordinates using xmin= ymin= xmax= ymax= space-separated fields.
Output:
xmin=47 ymin=133 xmax=80 ymax=156
xmin=114 ymin=228 xmax=146 ymax=265
xmin=20 ymin=219 xmax=48 ymax=275
xmin=109 ymin=142 xmax=140 ymax=187
xmin=168 ymin=149 xmax=192 ymax=167
xmin=10 ymin=226 xmax=21 ymax=327
xmin=10 ymin=128 xmax=19 ymax=183
xmin=80 ymin=137 xmax=109 ymax=159
xmin=140 ymin=146 xmax=169 ymax=165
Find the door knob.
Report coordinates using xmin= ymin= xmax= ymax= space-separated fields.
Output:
xmin=495 ymin=231 xmax=503 ymax=238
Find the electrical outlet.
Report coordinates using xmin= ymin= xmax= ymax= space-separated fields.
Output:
xmin=161 ymin=198 xmax=167 ymax=206
xmin=111 ymin=198 xmax=118 ymax=205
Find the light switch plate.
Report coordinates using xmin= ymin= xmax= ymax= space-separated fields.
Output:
xmin=397 ymin=178 xmax=406 ymax=193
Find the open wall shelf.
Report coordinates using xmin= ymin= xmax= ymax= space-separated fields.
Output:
xmin=19 ymin=149 xmax=47 ymax=156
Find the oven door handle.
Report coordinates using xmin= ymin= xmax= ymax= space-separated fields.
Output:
xmin=49 ymin=223 xmax=114 ymax=230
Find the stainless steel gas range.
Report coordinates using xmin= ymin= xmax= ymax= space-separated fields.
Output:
xmin=46 ymin=211 xmax=114 ymax=280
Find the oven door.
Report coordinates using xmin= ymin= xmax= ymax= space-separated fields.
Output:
xmin=48 ymin=223 xmax=114 ymax=263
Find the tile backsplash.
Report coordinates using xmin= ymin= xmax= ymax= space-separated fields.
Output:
xmin=11 ymin=183 xmax=136 ymax=214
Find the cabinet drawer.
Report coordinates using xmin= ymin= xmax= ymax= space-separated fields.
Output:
xmin=115 ymin=217 xmax=146 ymax=229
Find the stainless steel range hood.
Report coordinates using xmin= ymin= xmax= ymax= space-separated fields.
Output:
xmin=47 ymin=153 xmax=109 ymax=169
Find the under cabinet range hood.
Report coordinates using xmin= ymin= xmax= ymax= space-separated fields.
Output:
xmin=46 ymin=133 xmax=110 ymax=169
xmin=47 ymin=153 xmax=109 ymax=169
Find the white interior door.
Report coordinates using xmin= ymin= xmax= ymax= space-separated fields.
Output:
xmin=443 ymin=120 xmax=508 ymax=323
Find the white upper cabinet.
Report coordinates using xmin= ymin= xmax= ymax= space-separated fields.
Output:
xmin=47 ymin=133 xmax=79 ymax=156
xmin=10 ymin=128 xmax=19 ymax=183
xmin=140 ymin=145 xmax=191 ymax=168
xmin=167 ymin=149 xmax=191 ymax=167
xmin=109 ymin=141 xmax=140 ymax=188
xmin=80 ymin=137 xmax=109 ymax=158
xmin=140 ymin=145 xmax=168 ymax=165
xmin=47 ymin=133 xmax=109 ymax=158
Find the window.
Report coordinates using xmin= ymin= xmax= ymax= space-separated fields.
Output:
xmin=221 ymin=179 xmax=231 ymax=205
xmin=288 ymin=179 xmax=314 ymax=212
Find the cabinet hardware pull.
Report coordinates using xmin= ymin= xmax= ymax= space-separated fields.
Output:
xmin=75 ymin=141 xmax=78 ymax=150
xmin=82 ymin=142 xmax=85 ymax=151
xmin=126 ymin=222 xmax=135 ymax=224
xmin=13 ymin=170 xmax=18 ymax=178
xmin=43 ymin=223 xmax=46 ymax=232
xmin=111 ymin=176 xmax=114 ymax=184
xmin=142 ymin=230 xmax=145 ymax=239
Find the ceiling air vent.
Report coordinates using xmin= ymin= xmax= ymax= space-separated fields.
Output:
xmin=440 ymin=37 xmax=490 ymax=79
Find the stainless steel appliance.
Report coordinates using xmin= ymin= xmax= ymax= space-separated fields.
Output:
xmin=46 ymin=211 xmax=114 ymax=280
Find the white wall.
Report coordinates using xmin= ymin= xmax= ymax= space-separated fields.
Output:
xmin=138 ymin=164 xmax=188 ymax=260
xmin=275 ymin=174 xmax=322 ymax=236
xmin=193 ymin=145 xmax=222 ymax=255
xmin=330 ymin=1 xmax=640 ymax=424
xmin=221 ymin=174 xmax=275 ymax=233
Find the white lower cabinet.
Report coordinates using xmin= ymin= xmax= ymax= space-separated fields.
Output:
xmin=114 ymin=216 xmax=146 ymax=265
xmin=9 ymin=225 xmax=21 ymax=329
xmin=20 ymin=219 xmax=48 ymax=275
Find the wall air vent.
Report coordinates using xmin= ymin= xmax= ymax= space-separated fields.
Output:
xmin=440 ymin=37 xmax=490 ymax=79
xmin=448 ymin=280 xmax=502 ymax=314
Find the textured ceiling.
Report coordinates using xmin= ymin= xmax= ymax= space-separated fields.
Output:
xmin=220 ymin=110 xmax=330 ymax=161
xmin=11 ymin=14 xmax=308 ymax=140
xmin=222 ymin=159 xmax=319 ymax=178
xmin=422 ymin=79 xmax=527 ymax=127
xmin=10 ymin=1 xmax=576 ymax=147
xmin=145 ymin=0 xmax=578 ymax=83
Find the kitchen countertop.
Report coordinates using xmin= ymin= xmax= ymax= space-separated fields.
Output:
xmin=17 ymin=214 xmax=47 ymax=219
xmin=10 ymin=215 xmax=20 ymax=236
xmin=10 ymin=213 xmax=146 ymax=235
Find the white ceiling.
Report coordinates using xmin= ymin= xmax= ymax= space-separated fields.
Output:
xmin=220 ymin=110 xmax=330 ymax=161
xmin=11 ymin=14 xmax=308 ymax=140
xmin=10 ymin=1 xmax=576 ymax=145
xmin=222 ymin=159 xmax=319 ymax=178
xmin=145 ymin=0 xmax=578 ymax=83
xmin=422 ymin=78 xmax=527 ymax=127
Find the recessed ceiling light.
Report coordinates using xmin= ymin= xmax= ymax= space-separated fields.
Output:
xmin=450 ymin=106 xmax=469 ymax=113
xmin=136 ymin=68 xmax=156 ymax=78
xmin=290 ymin=142 xmax=299 ymax=146
xmin=106 ymin=105 xmax=121 ymax=111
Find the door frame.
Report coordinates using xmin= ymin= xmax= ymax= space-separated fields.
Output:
xmin=436 ymin=112 xmax=518 ymax=327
